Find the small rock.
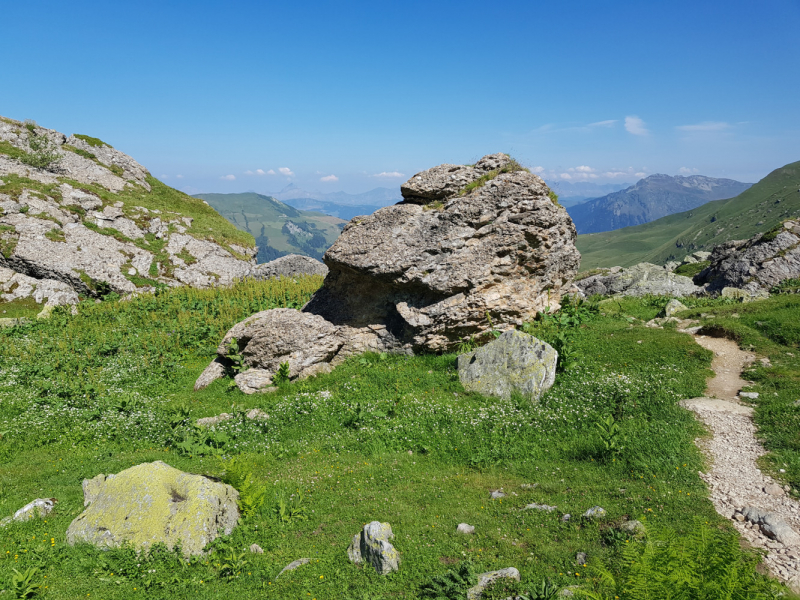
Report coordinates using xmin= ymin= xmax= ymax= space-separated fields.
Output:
xmin=784 ymin=485 xmax=791 ymax=492
xmin=249 ymin=543 xmax=264 ymax=554
xmin=457 ymin=523 xmax=475 ymax=534
xmin=740 ymin=391 xmax=759 ymax=399
xmin=620 ymin=520 xmax=645 ymax=535
xmin=347 ymin=521 xmax=400 ymax=575
xmin=490 ymin=490 xmax=506 ymax=499
xmin=576 ymin=552 xmax=587 ymax=566
xmin=466 ymin=567 xmax=521 ymax=600
xmin=561 ymin=514 xmax=571 ymax=522
xmin=245 ymin=408 xmax=269 ymax=421
xmin=0 ymin=498 xmax=57 ymax=527
xmin=520 ymin=483 xmax=538 ymax=490
xmin=196 ymin=413 xmax=232 ymax=427
xmin=733 ymin=513 xmax=746 ymax=522
xmin=741 ymin=506 xmax=800 ymax=546
xmin=277 ymin=557 xmax=310 ymax=578
xmin=523 ymin=503 xmax=557 ymax=512
xmin=661 ymin=299 xmax=688 ymax=318
xmin=765 ymin=483 xmax=785 ymax=496
xmin=583 ymin=506 xmax=607 ymax=519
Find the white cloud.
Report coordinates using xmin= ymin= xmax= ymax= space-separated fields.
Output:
xmin=587 ymin=119 xmax=617 ymax=128
xmin=601 ymin=171 xmax=632 ymax=179
xmin=221 ymin=174 xmax=236 ymax=181
xmin=624 ymin=115 xmax=649 ymax=136
xmin=634 ymin=172 xmax=647 ymax=178
xmin=245 ymin=169 xmax=268 ymax=176
xmin=574 ymin=165 xmax=595 ymax=173
xmin=676 ymin=121 xmax=731 ymax=132
xmin=244 ymin=170 xmax=254 ymax=175
xmin=679 ymin=167 xmax=699 ymax=174
xmin=278 ymin=167 xmax=294 ymax=177
xmin=256 ymin=168 xmax=266 ymax=175
xmin=559 ymin=173 xmax=573 ymax=180
xmin=176 ymin=174 xmax=184 ymax=179
xmin=530 ymin=166 xmax=545 ymax=174
xmin=373 ymin=171 xmax=405 ymax=178
xmin=320 ymin=174 xmax=338 ymax=182
xmin=267 ymin=169 xmax=276 ymax=175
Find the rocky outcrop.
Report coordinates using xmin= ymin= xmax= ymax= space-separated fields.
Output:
xmin=695 ymin=220 xmax=800 ymax=294
xmin=249 ymin=254 xmax=328 ymax=280
xmin=66 ymin=461 xmax=239 ymax=556
xmin=198 ymin=154 xmax=579 ymax=392
xmin=458 ymin=330 xmax=557 ymax=401
xmin=576 ymin=262 xmax=701 ymax=297
xmin=347 ymin=521 xmax=401 ymax=575
xmin=0 ymin=117 xmax=256 ymax=305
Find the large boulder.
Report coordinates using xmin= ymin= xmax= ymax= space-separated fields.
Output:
xmin=694 ymin=220 xmax=800 ymax=294
xmin=575 ymin=262 xmax=701 ymax=297
xmin=65 ymin=461 xmax=239 ymax=556
xmin=198 ymin=154 xmax=579 ymax=392
xmin=249 ymin=254 xmax=328 ymax=280
xmin=458 ymin=330 xmax=557 ymax=401
xmin=347 ymin=521 xmax=401 ymax=575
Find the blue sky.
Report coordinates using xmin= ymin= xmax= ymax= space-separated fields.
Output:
xmin=2 ymin=0 xmax=798 ymax=195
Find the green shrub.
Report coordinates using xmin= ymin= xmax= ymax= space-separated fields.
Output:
xmin=218 ymin=455 xmax=268 ymax=516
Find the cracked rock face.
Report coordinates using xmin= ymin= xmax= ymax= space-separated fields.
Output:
xmin=576 ymin=262 xmax=701 ymax=297
xmin=0 ymin=116 xmax=256 ymax=305
xmin=695 ymin=220 xmax=800 ymax=294
xmin=198 ymin=154 xmax=580 ymax=393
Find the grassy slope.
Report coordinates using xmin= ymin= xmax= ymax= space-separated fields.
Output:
xmin=195 ymin=193 xmax=344 ymax=258
xmin=2 ymin=278 xmax=787 ymax=598
xmin=577 ymin=161 xmax=800 ymax=269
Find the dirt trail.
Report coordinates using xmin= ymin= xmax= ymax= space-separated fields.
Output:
xmin=682 ymin=334 xmax=800 ymax=590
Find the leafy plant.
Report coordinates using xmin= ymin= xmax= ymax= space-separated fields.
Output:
xmin=21 ymin=128 xmax=62 ymax=170
xmin=419 ymin=561 xmax=477 ymax=599
xmin=273 ymin=488 xmax=307 ymax=524
xmin=176 ymin=427 xmax=229 ymax=457
xmin=272 ymin=361 xmax=291 ymax=385
xmin=225 ymin=337 xmax=245 ymax=376
xmin=10 ymin=567 xmax=41 ymax=599
xmin=218 ymin=455 xmax=268 ymax=516
xmin=595 ymin=414 xmax=625 ymax=458
xmin=520 ymin=577 xmax=562 ymax=600
xmin=217 ymin=545 xmax=248 ymax=580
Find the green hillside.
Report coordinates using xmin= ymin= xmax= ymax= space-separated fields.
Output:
xmin=577 ymin=161 xmax=800 ymax=269
xmin=195 ymin=192 xmax=346 ymax=262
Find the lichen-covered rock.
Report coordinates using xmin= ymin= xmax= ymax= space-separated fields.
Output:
xmin=661 ymin=299 xmax=688 ymax=317
xmin=458 ymin=330 xmax=557 ymax=401
xmin=65 ymin=461 xmax=239 ymax=556
xmin=249 ymin=254 xmax=328 ymax=280
xmin=695 ymin=221 xmax=800 ymax=294
xmin=347 ymin=521 xmax=400 ymax=575
xmin=583 ymin=506 xmax=607 ymax=519
xmin=277 ymin=558 xmax=311 ymax=578
xmin=466 ymin=567 xmax=521 ymax=600
xmin=576 ymin=263 xmax=700 ymax=297
xmin=0 ymin=498 xmax=57 ymax=527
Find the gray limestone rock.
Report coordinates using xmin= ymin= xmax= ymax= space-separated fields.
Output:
xmin=0 ymin=498 xmax=57 ymax=527
xmin=458 ymin=330 xmax=557 ymax=401
xmin=193 ymin=357 xmax=230 ymax=391
xmin=696 ymin=221 xmax=800 ymax=294
xmin=250 ymin=254 xmax=328 ymax=280
xmin=621 ymin=520 xmax=645 ymax=536
xmin=583 ymin=506 xmax=607 ymax=519
xmin=277 ymin=557 xmax=310 ymax=578
xmin=576 ymin=552 xmax=587 ymax=566
xmin=576 ymin=263 xmax=701 ymax=298
xmin=457 ymin=523 xmax=475 ymax=534
xmin=764 ymin=483 xmax=785 ymax=496
xmin=524 ymin=503 xmax=557 ymax=512
xmin=740 ymin=506 xmax=800 ymax=546
xmin=347 ymin=521 xmax=400 ymax=575
xmin=249 ymin=543 xmax=264 ymax=554
xmin=661 ymin=299 xmax=688 ymax=317
xmin=490 ymin=490 xmax=507 ymax=499
xmin=234 ymin=370 xmax=278 ymax=395
xmin=466 ymin=567 xmax=521 ymax=600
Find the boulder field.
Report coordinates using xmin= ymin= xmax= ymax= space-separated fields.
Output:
xmin=197 ymin=153 xmax=580 ymax=393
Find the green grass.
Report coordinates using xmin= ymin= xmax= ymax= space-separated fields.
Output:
xmin=73 ymin=134 xmax=110 ymax=148
xmin=0 ymin=297 xmax=43 ymax=319
xmin=577 ymin=160 xmax=800 ymax=269
xmin=1 ymin=278 xmax=786 ymax=597
xmin=673 ymin=261 xmax=710 ymax=277
xmin=459 ymin=158 xmax=529 ymax=196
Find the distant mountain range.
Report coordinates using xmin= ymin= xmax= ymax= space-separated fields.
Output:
xmin=194 ymin=192 xmax=346 ymax=263
xmin=577 ymin=161 xmax=800 ymax=269
xmin=567 ymin=174 xmax=752 ymax=234
xmin=545 ymin=180 xmax=632 ymax=208
xmin=247 ymin=184 xmax=402 ymax=221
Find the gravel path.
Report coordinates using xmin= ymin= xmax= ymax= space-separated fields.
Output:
xmin=681 ymin=334 xmax=800 ymax=591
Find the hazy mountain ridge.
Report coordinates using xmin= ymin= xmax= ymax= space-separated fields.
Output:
xmin=577 ymin=161 xmax=800 ymax=269
xmin=194 ymin=192 xmax=346 ymax=263
xmin=568 ymin=174 xmax=753 ymax=234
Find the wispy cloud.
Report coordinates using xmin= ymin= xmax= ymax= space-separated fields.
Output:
xmin=624 ymin=115 xmax=649 ymax=136
xmin=267 ymin=169 xmax=276 ymax=175
xmin=676 ymin=121 xmax=731 ymax=132
xmin=373 ymin=171 xmax=405 ymax=178
xmin=220 ymin=174 xmax=236 ymax=181
xmin=587 ymin=119 xmax=617 ymax=128
xmin=244 ymin=168 xmax=268 ymax=176
xmin=320 ymin=174 xmax=338 ymax=182
xmin=176 ymin=174 xmax=184 ymax=179
xmin=679 ymin=167 xmax=699 ymax=174
xmin=278 ymin=167 xmax=294 ymax=177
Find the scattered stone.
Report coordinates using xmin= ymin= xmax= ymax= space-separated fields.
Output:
xmin=193 ymin=357 xmax=230 ymax=391
xmin=0 ymin=498 xmax=57 ymax=527
xmin=249 ymin=543 xmax=264 ymax=554
xmin=245 ymin=408 xmax=269 ymax=421
xmin=466 ymin=567 xmax=521 ymax=600
xmin=561 ymin=514 xmax=571 ymax=522
xmin=733 ymin=512 xmax=746 ymax=522
xmin=582 ymin=506 xmax=607 ymax=519
xmin=764 ymin=483 xmax=785 ymax=496
xmin=740 ymin=507 xmax=800 ymax=546
xmin=575 ymin=262 xmax=701 ymax=297
xmin=458 ymin=331 xmax=557 ymax=401
xmin=249 ymin=254 xmax=328 ymax=280
xmin=740 ymin=391 xmax=759 ymax=399
xmin=661 ymin=299 xmax=688 ymax=317
xmin=277 ymin=557 xmax=311 ymax=578
xmin=620 ymin=520 xmax=645 ymax=535
xmin=457 ymin=523 xmax=475 ymax=534
xmin=576 ymin=552 xmax=587 ymax=566
xmin=490 ymin=490 xmax=507 ymax=499
xmin=234 ymin=370 xmax=279 ymax=395
xmin=523 ymin=503 xmax=557 ymax=512
xmin=347 ymin=521 xmax=400 ymax=575
xmin=196 ymin=413 xmax=233 ymax=427
xmin=65 ymin=461 xmax=239 ymax=556
xmin=520 ymin=483 xmax=538 ymax=490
